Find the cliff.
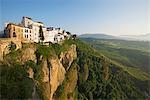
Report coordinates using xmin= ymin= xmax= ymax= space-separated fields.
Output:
xmin=36 ymin=44 xmax=77 ymax=100
xmin=0 ymin=39 xmax=150 ymax=100
xmin=0 ymin=40 xmax=78 ymax=100
xmin=22 ymin=43 xmax=77 ymax=100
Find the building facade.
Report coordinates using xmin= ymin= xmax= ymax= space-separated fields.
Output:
xmin=4 ymin=23 xmax=23 ymax=41
xmin=21 ymin=17 xmax=44 ymax=43
xmin=23 ymin=27 xmax=32 ymax=42
xmin=4 ymin=16 xmax=71 ymax=43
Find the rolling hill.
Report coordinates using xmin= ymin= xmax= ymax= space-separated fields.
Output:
xmin=119 ymin=33 xmax=150 ymax=41
xmin=79 ymin=33 xmax=150 ymax=41
xmin=79 ymin=33 xmax=118 ymax=39
xmin=81 ymin=38 xmax=150 ymax=74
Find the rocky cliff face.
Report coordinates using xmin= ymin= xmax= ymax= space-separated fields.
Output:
xmin=0 ymin=39 xmax=22 ymax=61
xmin=1 ymin=42 xmax=78 ymax=100
xmin=55 ymin=61 xmax=78 ymax=100
xmin=21 ymin=47 xmax=37 ymax=64
xmin=35 ymin=44 xmax=77 ymax=100
xmin=60 ymin=45 xmax=77 ymax=70
xmin=49 ymin=57 xmax=66 ymax=99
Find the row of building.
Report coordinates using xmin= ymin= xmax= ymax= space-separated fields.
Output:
xmin=4 ymin=16 xmax=71 ymax=43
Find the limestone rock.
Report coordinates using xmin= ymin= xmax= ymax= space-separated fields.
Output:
xmin=21 ymin=47 xmax=36 ymax=64
xmin=41 ymin=58 xmax=49 ymax=83
xmin=48 ymin=56 xmax=66 ymax=100
xmin=57 ymin=62 xmax=78 ymax=100
xmin=27 ymin=67 xmax=34 ymax=79
xmin=0 ymin=38 xmax=22 ymax=61
xmin=38 ymin=56 xmax=66 ymax=100
xmin=60 ymin=44 xmax=77 ymax=70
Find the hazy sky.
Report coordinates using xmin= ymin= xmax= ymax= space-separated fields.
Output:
xmin=0 ymin=0 xmax=149 ymax=36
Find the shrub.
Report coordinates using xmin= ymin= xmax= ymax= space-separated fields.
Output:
xmin=9 ymin=41 xmax=16 ymax=51
xmin=0 ymin=64 xmax=33 ymax=99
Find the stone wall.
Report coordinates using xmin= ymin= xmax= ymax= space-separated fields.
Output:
xmin=0 ymin=38 xmax=22 ymax=61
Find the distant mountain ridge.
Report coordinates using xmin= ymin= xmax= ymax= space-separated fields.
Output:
xmin=119 ymin=33 xmax=150 ymax=41
xmin=79 ymin=33 xmax=150 ymax=41
xmin=79 ymin=33 xmax=118 ymax=39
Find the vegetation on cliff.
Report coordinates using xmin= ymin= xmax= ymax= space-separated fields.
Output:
xmin=0 ymin=39 xmax=149 ymax=99
xmin=0 ymin=63 xmax=33 ymax=99
xmin=81 ymin=38 xmax=150 ymax=74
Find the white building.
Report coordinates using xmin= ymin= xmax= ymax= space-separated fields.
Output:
xmin=43 ymin=27 xmax=67 ymax=43
xmin=5 ymin=16 xmax=71 ymax=43
xmin=21 ymin=16 xmax=33 ymax=28
xmin=21 ymin=16 xmax=44 ymax=43
xmin=54 ymin=33 xmax=65 ymax=43
xmin=32 ymin=24 xmax=40 ymax=43
xmin=44 ymin=28 xmax=57 ymax=43
xmin=23 ymin=27 xmax=32 ymax=42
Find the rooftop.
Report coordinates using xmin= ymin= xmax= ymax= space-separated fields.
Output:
xmin=7 ymin=23 xmax=23 ymax=27
xmin=23 ymin=16 xmax=32 ymax=20
xmin=36 ymin=21 xmax=43 ymax=24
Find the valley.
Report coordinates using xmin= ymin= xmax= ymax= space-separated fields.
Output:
xmin=81 ymin=38 xmax=150 ymax=74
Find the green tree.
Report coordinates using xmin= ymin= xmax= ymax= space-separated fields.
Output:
xmin=66 ymin=31 xmax=71 ymax=35
xmin=72 ymin=34 xmax=77 ymax=40
xmin=9 ymin=41 xmax=16 ymax=51
xmin=39 ymin=25 xmax=45 ymax=43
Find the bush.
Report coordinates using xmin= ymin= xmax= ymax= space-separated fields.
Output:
xmin=0 ymin=64 xmax=33 ymax=99
xmin=9 ymin=41 xmax=16 ymax=51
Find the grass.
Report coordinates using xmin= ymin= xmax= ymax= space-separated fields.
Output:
xmin=0 ymin=64 xmax=33 ymax=99
xmin=76 ymin=39 xmax=148 ymax=99
xmin=108 ymin=58 xmax=150 ymax=81
xmin=78 ymin=38 xmax=150 ymax=81
xmin=124 ymin=67 xmax=150 ymax=81
xmin=81 ymin=38 xmax=150 ymax=74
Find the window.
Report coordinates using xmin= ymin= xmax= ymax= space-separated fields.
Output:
xmin=27 ymin=35 xmax=28 ymax=38
xmin=13 ymin=27 xmax=15 ymax=31
xmin=27 ymin=30 xmax=28 ymax=33
xmin=30 ymin=30 xmax=31 ymax=33
xmin=13 ymin=32 xmax=16 ymax=37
